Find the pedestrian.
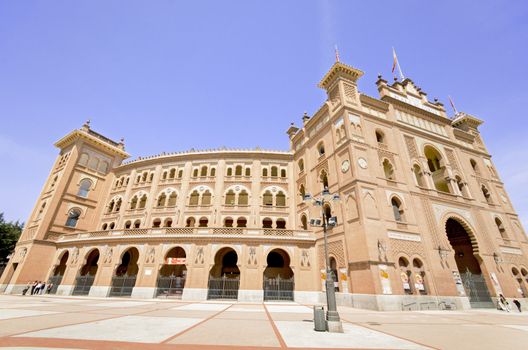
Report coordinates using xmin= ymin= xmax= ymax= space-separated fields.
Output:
xmin=498 ymin=294 xmax=510 ymax=312
xmin=513 ymin=299 xmax=522 ymax=312
xmin=22 ymin=282 xmax=30 ymax=295
xmin=30 ymin=281 xmax=37 ymax=295
xmin=46 ymin=283 xmax=53 ymax=294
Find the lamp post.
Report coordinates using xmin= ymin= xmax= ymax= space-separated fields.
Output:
xmin=304 ymin=186 xmax=343 ymax=333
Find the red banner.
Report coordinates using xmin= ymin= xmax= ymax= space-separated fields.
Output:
xmin=166 ymin=257 xmax=186 ymax=265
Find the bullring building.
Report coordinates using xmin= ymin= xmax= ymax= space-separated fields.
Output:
xmin=2 ymin=60 xmax=528 ymax=311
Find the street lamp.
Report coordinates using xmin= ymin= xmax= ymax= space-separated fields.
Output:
xmin=304 ymin=186 xmax=343 ymax=333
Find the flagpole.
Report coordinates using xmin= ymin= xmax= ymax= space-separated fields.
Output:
xmin=392 ymin=47 xmax=405 ymax=81
xmin=396 ymin=53 xmax=405 ymax=81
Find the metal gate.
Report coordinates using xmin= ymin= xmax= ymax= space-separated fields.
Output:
xmin=207 ymin=275 xmax=240 ymax=300
xmin=72 ymin=275 xmax=95 ymax=295
xmin=109 ymin=275 xmax=137 ymax=297
xmin=263 ymin=276 xmax=294 ymax=301
xmin=47 ymin=275 xmax=64 ymax=294
xmin=461 ymin=270 xmax=494 ymax=308
xmin=156 ymin=276 xmax=186 ymax=298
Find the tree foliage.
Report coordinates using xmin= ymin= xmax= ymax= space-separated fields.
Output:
xmin=0 ymin=213 xmax=23 ymax=263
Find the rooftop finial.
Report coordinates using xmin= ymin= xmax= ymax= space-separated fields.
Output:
xmin=335 ymin=45 xmax=340 ymax=62
xmin=81 ymin=119 xmax=91 ymax=131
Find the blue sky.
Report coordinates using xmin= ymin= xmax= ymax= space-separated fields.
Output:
xmin=1 ymin=1 xmax=527 ymax=228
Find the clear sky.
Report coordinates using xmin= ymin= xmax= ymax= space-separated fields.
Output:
xmin=1 ymin=1 xmax=527 ymax=228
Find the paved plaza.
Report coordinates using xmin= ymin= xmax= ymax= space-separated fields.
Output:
xmin=0 ymin=295 xmax=527 ymax=349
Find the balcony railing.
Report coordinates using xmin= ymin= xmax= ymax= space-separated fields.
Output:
xmin=57 ymin=227 xmax=315 ymax=242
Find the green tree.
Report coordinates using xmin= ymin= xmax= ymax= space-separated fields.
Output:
xmin=0 ymin=213 xmax=24 ymax=263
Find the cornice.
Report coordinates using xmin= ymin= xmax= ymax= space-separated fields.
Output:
xmin=55 ymin=130 xmax=130 ymax=159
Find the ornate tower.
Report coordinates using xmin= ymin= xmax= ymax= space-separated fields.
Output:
xmin=0 ymin=122 xmax=129 ymax=294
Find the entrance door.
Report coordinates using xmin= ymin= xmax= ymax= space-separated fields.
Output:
xmin=207 ymin=248 xmax=240 ymax=300
xmin=72 ymin=249 xmax=99 ymax=296
xmin=156 ymin=247 xmax=187 ymax=298
xmin=263 ymin=276 xmax=294 ymax=301
xmin=109 ymin=248 xmax=139 ymax=297
xmin=446 ymin=218 xmax=493 ymax=308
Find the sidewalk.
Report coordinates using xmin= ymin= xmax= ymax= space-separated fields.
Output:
xmin=0 ymin=294 xmax=527 ymax=349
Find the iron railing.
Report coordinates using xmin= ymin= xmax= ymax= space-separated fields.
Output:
xmin=207 ymin=275 xmax=240 ymax=300
xmin=109 ymin=275 xmax=137 ymax=297
xmin=72 ymin=275 xmax=95 ymax=295
xmin=156 ymin=276 xmax=186 ymax=298
xmin=263 ymin=276 xmax=294 ymax=301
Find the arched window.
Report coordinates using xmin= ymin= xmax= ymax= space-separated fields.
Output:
xmin=225 ymin=190 xmax=236 ymax=205
xmin=424 ymin=146 xmax=449 ymax=193
xmin=382 ymin=159 xmax=394 ymax=180
xmin=98 ymin=161 xmax=109 ymax=174
xmin=65 ymin=209 xmax=81 ymax=228
xmin=276 ymin=218 xmax=286 ymax=229
xmin=237 ymin=217 xmax=247 ymax=227
xmin=79 ymin=153 xmax=89 ymax=166
xmin=142 ymin=172 xmax=148 ymax=182
xmin=164 ymin=218 xmax=173 ymax=227
xmin=200 ymin=166 xmax=208 ymax=177
xmin=102 ymin=223 xmax=108 ymax=230
xmin=157 ymin=193 xmax=167 ymax=207
xmin=298 ymin=159 xmax=304 ymax=172
xmin=245 ymin=167 xmax=251 ymax=176
xmin=301 ymin=214 xmax=308 ymax=230
xmin=149 ymin=173 xmax=154 ymax=182
xmin=186 ymin=217 xmax=195 ymax=227
xmin=124 ymin=221 xmax=132 ymax=229
xmin=178 ymin=170 xmax=183 ymax=178
xmin=135 ymin=175 xmax=141 ymax=184
xmin=192 ymin=168 xmax=198 ymax=177
xmin=262 ymin=168 xmax=268 ymax=177
xmin=280 ymin=169 xmax=286 ymax=178
xmin=320 ymin=170 xmax=329 ymax=188
xmin=167 ymin=192 xmax=177 ymax=206
xmin=263 ymin=191 xmax=273 ymax=206
xmin=413 ymin=165 xmax=424 ymax=187
xmin=50 ymin=175 xmax=58 ymax=190
xmin=456 ymin=176 xmax=470 ymax=197
xmin=391 ymin=197 xmax=404 ymax=222
xmin=262 ymin=218 xmax=273 ymax=228
xmin=299 ymin=184 xmax=306 ymax=200
xmin=202 ymin=190 xmax=212 ymax=205
xmin=36 ymin=201 xmax=46 ymax=219
xmin=375 ymin=130 xmax=385 ymax=144
xmin=88 ymin=157 xmax=99 ymax=170
xmin=276 ymin=191 xmax=286 ymax=206
xmin=198 ymin=217 xmax=208 ymax=227
xmin=271 ymin=166 xmax=278 ymax=177
xmin=130 ymin=196 xmax=138 ymax=210
xmin=238 ymin=190 xmax=248 ymax=205
xmin=412 ymin=258 xmax=427 ymax=294
xmin=235 ymin=165 xmax=243 ymax=176
xmin=109 ymin=222 xmax=115 ymax=229
xmin=133 ymin=220 xmax=141 ymax=228
xmin=224 ymin=217 xmax=234 ymax=227
xmin=398 ymin=257 xmax=413 ymax=294
xmin=77 ymin=179 xmax=92 ymax=197
xmin=152 ymin=218 xmax=161 ymax=228
xmin=495 ymin=218 xmax=507 ymax=240
xmin=317 ymin=142 xmax=325 ymax=156
xmin=210 ymin=168 xmax=216 ymax=177
xmin=482 ymin=185 xmax=492 ymax=204
xmin=189 ymin=190 xmax=199 ymax=205
xmin=470 ymin=159 xmax=479 ymax=173
xmin=138 ymin=194 xmax=147 ymax=209
xmin=114 ymin=198 xmax=122 ymax=212
xmin=108 ymin=200 xmax=115 ymax=213
xmin=425 ymin=146 xmax=442 ymax=172
xmin=227 ymin=167 xmax=233 ymax=176
xmin=169 ymin=169 xmax=176 ymax=178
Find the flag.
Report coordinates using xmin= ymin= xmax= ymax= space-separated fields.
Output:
xmin=392 ymin=48 xmax=398 ymax=74
xmin=335 ymin=45 xmax=340 ymax=62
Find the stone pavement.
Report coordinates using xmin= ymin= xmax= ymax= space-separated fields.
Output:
xmin=0 ymin=295 xmax=527 ymax=349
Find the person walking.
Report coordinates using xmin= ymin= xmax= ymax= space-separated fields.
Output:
xmin=30 ymin=281 xmax=38 ymax=295
xmin=22 ymin=282 xmax=31 ymax=295
xmin=498 ymin=294 xmax=511 ymax=312
xmin=513 ymin=299 xmax=522 ymax=312
xmin=46 ymin=283 xmax=53 ymax=294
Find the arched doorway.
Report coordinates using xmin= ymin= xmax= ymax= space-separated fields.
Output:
xmin=156 ymin=247 xmax=187 ymax=298
xmin=446 ymin=218 xmax=493 ymax=308
xmin=72 ymin=249 xmax=99 ymax=295
xmin=207 ymin=247 xmax=240 ymax=300
xmin=263 ymin=249 xmax=294 ymax=301
xmin=109 ymin=247 xmax=139 ymax=297
xmin=47 ymin=251 xmax=69 ymax=294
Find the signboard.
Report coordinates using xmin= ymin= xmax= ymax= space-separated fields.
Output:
xmin=166 ymin=258 xmax=186 ymax=265
xmin=379 ymin=264 xmax=392 ymax=294
xmin=400 ymin=271 xmax=410 ymax=290
xmin=339 ymin=268 xmax=349 ymax=293
xmin=414 ymin=273 xmax=424 ymax=291
xmin=452 ymin=270 xmax=466 ymax=296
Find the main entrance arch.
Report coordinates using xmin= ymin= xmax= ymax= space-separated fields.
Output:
xmin=109 ymin=247 xmax=139 ymax=297
xmin=445 ymin=217 xmax=493 ymax=308
xmin=72 ymin=249 xmax=99 ymax=295
xmin=156 ymin=247 xmax=187 ymax=298
xmin=47 ymin=251 xmax=69 ymax=294
xmin=263 ymin=249 xmax=294 ymax=301
xmin=207 ymin=247 xmax=240 ymax=300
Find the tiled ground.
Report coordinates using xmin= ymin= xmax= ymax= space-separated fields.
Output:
xmin=0 ymin=295 xmax=527 ymax=349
